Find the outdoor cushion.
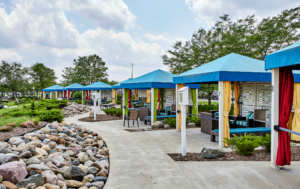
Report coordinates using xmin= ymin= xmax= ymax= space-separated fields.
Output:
xmin=165 ymin=106 xmax=171 ymax=111
xmin=214 ymin=112 xmax=219 ymax=117
xmin=229 ymin=119 xmax=235 ymax=124
xmin=160 ymin=112 xmax=167 ymax=116
xmin=146 ymin=115 xmax=176 ymax=119
xmin=214 ymin=128 xmax=257 ymax=134
xmin=254 ymin=127 xmax=271 ymax=132
xmin=236 ymin=121 xmax=247 ymax=126
xmin=246 ymin=112 xmax=254 ymax=120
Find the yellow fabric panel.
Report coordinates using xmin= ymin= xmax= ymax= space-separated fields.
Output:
xmin=135 ymin=90 xmax=138 ymax=100
xmin=112 ymin=89 xmax=116 ymax=104
xmin=146 ymin=90 xmax=150 ymax=103
xmin=292 ymin=83 xmax=300 ymax=141
xmin=177 ymin=83 xmax=185 ymax=130
xmin=43 ymin=91 xmax=46 ymax=99
xmin=233 ymin=81 xmax=240 ymax=117
xmin=287 ymin=112 xmax=293 ymax=137
xmin=223 ymin=81 xmax=231 ymax=147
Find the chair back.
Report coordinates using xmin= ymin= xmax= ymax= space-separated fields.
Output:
xmin=171 ymin=104 xmax=176 ymax=111
xmin=129 ymin=110 xmax=139 ymax=120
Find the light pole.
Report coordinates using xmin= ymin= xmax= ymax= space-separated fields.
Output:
xmin=130 ymin=63 xmax=134 ymax=79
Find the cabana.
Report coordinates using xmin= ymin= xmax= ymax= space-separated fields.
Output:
xmin=63 ymin=83 xmax=85 ymax=101
xmin=120 ymin=69 xmax=200 ymax=125
xmin=173 ymin=53 xmax=300 ymax=148
xmin=112 ymin=79 xmax=133 ymax=104
xmin=42 ymin=85 xmax=64 ymax=99
xmin=265 ymin=41 xmax=300 ymax=168
xmin=81 ymin=81 xmax=112 ymax=106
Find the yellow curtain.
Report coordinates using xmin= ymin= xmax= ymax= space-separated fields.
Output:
xmin=146 ymin=90 xmax=150 ymax=102
xmin=43 ymin=91 xmax=46 ymax=99
xmin=291 ymin=83 xmax=300 ymax=141
xmin=178 ymin=83 xmax=185 ymax=130
xmin=112 ymin=89 xmax=116 ymax=103
xmin=233 ymin=81 xmax=240 ymax=117
xmin=223 ymin=81 xmax=231 ymax=147
xmin=287 ymin=112 xmax=293 ymax=137
xmin=135 ymin=90 xmax=138 ymax=100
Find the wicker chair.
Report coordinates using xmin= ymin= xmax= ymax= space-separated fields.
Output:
xmin=139 ymin=108 xmax=150 ymax=121
xmin=124 ymin=110 xmax=139 ymax=128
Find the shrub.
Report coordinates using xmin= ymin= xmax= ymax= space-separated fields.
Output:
xmin=14 ymin=101 xmax=19 ymax=105
xmin=116 ymin=101 xmax=121 ymax=105
xmin=115 ymin=109 xmax=123 ymax=117
xmin=1 ymin=100 xmax=9 ymax=103
xmin=105 ymin=101 xmax=112 ymax=104
xmin=74 ymin=100 xmax=85 ymax=104
xmin=33 ymin=117 xmax=40 ymax=125
xmin=39 ymin=109 xmax=64 ymax=122
xmin=31 ymin=101 xmax=35 ymax=110
xmin=223 ymin=134 xmax=260 ymax=156
xmin=73 ymin=92 xmax=82 ymax=99
xmin=117 ymin=94 xmax=123 ymax=101
xmin=186 ymin=116 xmax=201 ymax=127
xmin=164 ymin=118 xmax=176 ymax=128
xmin=257 ymin=134 xmax=271 ymax=152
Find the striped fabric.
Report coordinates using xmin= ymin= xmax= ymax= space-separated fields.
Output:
xmin=246 ymin=112 xmax=254 ymax=120
xmin=229 ymin=119 xmax=235 ymax=124
xmin=165 ymin=106 xmax=171 ymax=111
xmin=236 ymin=121 xmax=247 ymax=126
xmin=160 ymin=112 xmax=167 ymax=116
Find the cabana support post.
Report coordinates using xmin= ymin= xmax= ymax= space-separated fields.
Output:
xmin=151 ymin=88 xmax=155 ymax=125
xmin=271 ymin=68 xmax=279 ymax=169
xmin=122 ymin=88 xmax=125 ymax=122
xmin=218 ymin=81 xmax=224 ymax=148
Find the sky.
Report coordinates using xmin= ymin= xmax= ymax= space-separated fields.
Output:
xmin=0 ymin=0 xmax=299 ymax=83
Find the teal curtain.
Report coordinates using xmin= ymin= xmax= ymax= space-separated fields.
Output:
xmin=154 ymin=88 xmax=158 ymax=122
xmin=191 ymin=89 xmax=197 ymax=116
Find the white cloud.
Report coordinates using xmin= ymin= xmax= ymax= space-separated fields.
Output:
xmin=0 ymin=0 xmax=167 ymax=82
xmin=186 ymin=0 xmax=299 ymax=26
xmin=144 ymin=32 xmax=187 ymax=44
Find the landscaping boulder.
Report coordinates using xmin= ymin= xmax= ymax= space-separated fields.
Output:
xmin=151 ymin=121 xmax=164 ymax=129
xmin=199 ymin=147 xmax=225 ymax=159
xmin=20 ymin=120 xmax=35 ymax=128
xmin=0 ymin=161 xmax=27 ymax=184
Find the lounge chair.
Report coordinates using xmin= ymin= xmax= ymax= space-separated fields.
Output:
xmin=124 ymin=110 xmax=139 ymax=128
xmin=158 ymin=106 xmax=171 ymax=116
xmin=139 ymin=107 xmax=150 ymax=121
xmin=210 ymin=127 xmax=271 ymax=142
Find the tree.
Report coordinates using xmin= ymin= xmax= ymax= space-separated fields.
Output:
xmin=61 ymin=54 xmax=108 ymax=86
xmin=29 ymin=63 xmax=57 ymax=92
xmin=0 ymin=61 xmax=28 ymax=98
xmin=162 ymin=6 xmax=300 ymax=105
xmin=100 ymin=78 xmax=118 ymax=86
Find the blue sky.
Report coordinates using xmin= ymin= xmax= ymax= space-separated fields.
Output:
xmin=0 ymin=0 xmax=299 ymax=82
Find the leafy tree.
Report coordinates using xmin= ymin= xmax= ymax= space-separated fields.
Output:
xmin=0 ymin=61 xmax=28 ymax=98
xmin=100 ymin=78 xmax=118 ymax=86
xmin=29 ymin=63 xmax=57 ymax=92
xmin=61 ymin=54 xmax=108 ymax=85
xmin=162 ymin=6 xmax=300 ymax=105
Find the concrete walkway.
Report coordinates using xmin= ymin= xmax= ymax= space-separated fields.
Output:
xmin=65 ymin=112 xmax=300 ymax=189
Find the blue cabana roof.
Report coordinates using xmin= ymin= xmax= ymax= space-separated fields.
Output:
xmin=63 ymin=83 xmax=85 ymax=91
xmin=42 ymin=85 xmax=64 ymax=92
xmin=265 ymin=41 xmax=300 ymax=70
xmin=120 ymin=69 xmax=200 ymax=89
xmin=112 ymin=79 xmax=132 ymax=89
xmin=81 ymin=81 xmax=111 ymax=90
xmin=174 ymin=53 xmax=274 ymax=84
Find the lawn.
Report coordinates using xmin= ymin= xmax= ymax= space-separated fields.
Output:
xmin=0 ymin=116 xmax=37 ymax=127
xmin=198 ymin=101 xmax=219 ymax=106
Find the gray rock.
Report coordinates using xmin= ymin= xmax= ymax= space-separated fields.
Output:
xmin=20 ymin=151 xmax=32 ymax=158
xmin=78 ymin=152 xmax=89 ymax=163
xmin=0 ymin=148 xmax=11 ymax=154
xmin=87 ymin=167 xmax=97 ymax=175
xmin=151 ymin=121 xmax=164 ymax=129
xmin=26 ymin=183 xmax=36 ymax=189
xmin=84 ymin=160 xmax=93 ymax=167
xmin=0 ymin=184 xmax=5 ymax=189
xmin=50 ymin=129 xmax=58 ymax=134
xmin=93 ymin=176 xmax=107 ymax=183
xmin=13 ymin=140 xmax=24 ymax=146
xmin=27 ymin=157 xmax=41 ymax=165
xmin=64 ymin=166 xmax=87 ymax=181
xmin=23 ymin=139 xmax=30 ymax=144
xmin=98 ymin=157 xmax=108 ymax=162
xmin=27 ymin=164 xmax=51 ymax=171
xmin=92 ymin=181 xmax=104 ymax=189
xmin=43 ymin=158 xmax=54 ymax=164
xmin=28 ymin=145 xmax=36 ymax=156
xmin=16 ymin=174 xmax=45 ymax=188
xmin=43 ymin=139 xmax=51 ymax=144
xmin=199 ymin=147 xmax=225 ymax=159
xmin=1 ymin=155 xmax=19 ymax=165
xmin=72 ymin=160 xmax=80 ymax=166
xmin=49 ymin=149 xmax=58 ymax=155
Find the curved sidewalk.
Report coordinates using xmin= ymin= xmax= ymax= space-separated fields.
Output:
xmin=64 ymin=113 xmax=194 ymax=189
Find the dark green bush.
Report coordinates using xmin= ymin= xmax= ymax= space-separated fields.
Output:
xmin=116 ymin=101 xmax=121 ymax=105
xmin=198 ymin=104 xmax=234 ymax=115
xmin=10 ymin=111 xmax=29 ymax=117
xmin=186 ymin=116 xmax=201 ymax=127
xmin=105 ymin=101 xmax=112 ymax=104
xmin=117 ymin=94 xmax=123 ymax=101
xmin=164 ymin=118 xmax=176 ymax=128
xmin=39 ymin=109 xmax=64 ymax=122
xmin=257 ymin=134 xmax=271 ymax=152
xmin=115 ymin=109 xmax=123 ymax=117
xmin=31 ymin=101 xmax=35 ymax=110
xmin=74 ymin=100 xmax=85 ymax=104
xmin=223 ymin=134 xmax=260 ymax=156
xmin=73 ymin=92 xmax=82 ymax=99
xmin=1 ymin=100 xmax=9 ymax=103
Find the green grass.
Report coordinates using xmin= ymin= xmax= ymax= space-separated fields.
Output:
xmin=198 ymin=101 xmax=219 ymax=106
xmin=0 ymin=116 xmax=36 ymax=128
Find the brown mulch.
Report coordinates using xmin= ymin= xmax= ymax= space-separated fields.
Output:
xmin=79 ymin=114 xmax=122 ymax=122
xmin=0 ymin=122 xmax=49 ymax=141
xmin=168 ymin=146 xmax=300 ymax=161
xmin=125 ymin=125 xmax=199 ymax=132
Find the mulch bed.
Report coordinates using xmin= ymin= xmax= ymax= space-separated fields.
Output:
xmin=0 ymin=122 xmax=48 ymax=141
xmin=78 ymin=114 xmax=123 ymax=122
xmin=168 ymin=146 xmax=300 ymax=161
xmin=125 ymin=125 xmax=199 ymax=132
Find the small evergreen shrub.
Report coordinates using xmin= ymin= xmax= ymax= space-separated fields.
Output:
xmin=223 ymin=134 xmax=260 ymax=156
xmin=39 ymin=109 xmax=64 ymax=122
xmin=257 ymin=134 xmax=271 ymax=152
xmin=164 ymin=118 xmax=176 ymax=128
xmin=115 ymin=109 xmax=123 ymax=117
xmin=105 ymin=101 xmax=112 ymax=104
xmin=117 ymin=94 xmax=123 ymax=101
xmin=31 ymin=101 xmax=35 ymax=110
xmin=73 ymin=92 xmax=82 ymax=99
xmin=33 ymin=117 xmax=40 ymax=125
xmin=186 ymin=117 xmax=201 ymax=127
xmin=116 ymin=101 xmax=121 ymax=105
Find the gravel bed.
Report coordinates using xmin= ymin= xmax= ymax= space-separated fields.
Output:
xmin=168 ymin=146 xmax=300 ymax=161
xmin=78 ymin=115 xmax=122 ymax=122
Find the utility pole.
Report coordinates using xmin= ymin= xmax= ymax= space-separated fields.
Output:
xmin=130 ymin=63 xmax=134 ymax=79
